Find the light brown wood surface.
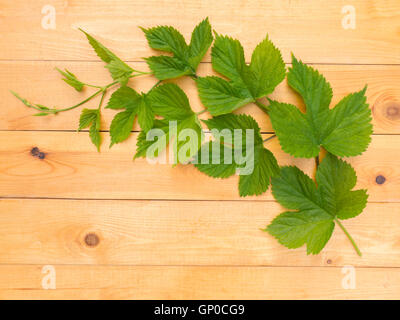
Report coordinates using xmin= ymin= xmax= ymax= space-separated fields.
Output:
xmin=1 ymin=0 xmax=400 ymax=300
xmin=1 ymin=265 xmax=399 ymax=300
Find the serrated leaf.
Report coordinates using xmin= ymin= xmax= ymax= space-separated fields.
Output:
xmin=265 ymin=154 xmax=368 ymax=254
xmin=316 ymin=153 xmax=368 ymax=220
xmin=89 ymin=116 xmax=101 ymax=152
xmin=79 ymin=108 xmax=101 ymax=151
xmin=80 ymin=29 xmax=133 ymax=84
xmin=238 ymin=146 xmax=279 ymax=197
xmin=106 ymin=87 xmax=154 ymax=144
xmin=268 ymin=101 xmax=319 ymax=158
xmin=144 ymin=56 xmax=192 ymax=80
xmin=188 ymin=18 xmax=213 ymax=69
xmin=137 ymin=95 xmax=155 ymax=132
xmin=141 ymin=25 xmax=189 ymax=60
xmin=106 ymin=86 xmax=141 ymax=110
xmin=198 ymin=34 xmax=285 ymax=116
xmin=203 ymin=113 xmax=263 ymax=146
xmin=195 ymin=114 xmax=279 ymax=196
xmin=135 ymin=83 xmax=203 ymax=163
xmin=148 ymin=83 xmax=194 ymax=119
xmin=78 ymin=108 xmax=98 ymax=130
xmin=56 ymin=68 xmax=84 ymax=92
xmin=105 ymin=59 xmax=134 ymax=85
xmin=194 ymin=141 xmax=237 ymax=178
xmin=109 ymin=109 xmax=137 ymax=147
xmin=269 ymin=55 xmax=372 ymax=158
xmin=320 ymin=88 xmax=372 ymax=157
xmin=79 ymin=29 xmax=116 ymax=63
xmin=248 ymin=36 xmax=286 ymax=98
xmin=142 ymin=19 xmax=213 ymax=80
xmin=288 ymin=55 xmax=332 ymax=121
xmin=134 ymin=119 xmax=169 ymax=159
xmin=196 ymin=76 xmax=253 ymax=116
xmin=211 ymin=34 xmax=246 ymax=80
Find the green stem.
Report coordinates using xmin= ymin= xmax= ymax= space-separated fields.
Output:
xmin=255 ymin=100 xmax=269 ymax=113
xmin=196 ymin=109 xmax=208 ymax=115
xmin=47 ymin=80 xmax=119 ymax=114
xmin=132 ymin=69 xmax=153 ymax=75
xmin=82 ymin=83 xmax=103 ymax=89
xmin=334 ymin=217 xmax=362 ymax=257
xmin=148 ymin=80 xmax=162 ymax=93
xmin=98 ymin=90 xmax=107 ymax=110
xmin=52 ymin=89 xmax=103 ymax=113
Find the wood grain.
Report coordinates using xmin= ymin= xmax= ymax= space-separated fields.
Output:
xmin=0 ymin=265 xmax=399 ymax=299
xmin=0 ymin=199 xmax=399 ymax=267
xmin=2 ymin=61 xmax=400 ymax=134
xmin=1 ymin=0 xmax=400 ymax=300
xmin=2 ymin=0 xmax=400 ymax=64
xmin=0 ymin=132 xmax=396 ymax=201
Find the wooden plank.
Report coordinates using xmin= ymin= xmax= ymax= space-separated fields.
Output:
xmin=0 ymin=199 xmax=399 ymax=267
xmin=2 ymin=61 xmax=400 ymax=134
xmin=0 ymin=265 xmax=399 ymax=299
xmin=0 ymin=131 xmax=311 ymax=200
xmin=1 ymin=1 xmax=400 ymax=64
xmin=0 ymin=132 xmax=397 ymax=201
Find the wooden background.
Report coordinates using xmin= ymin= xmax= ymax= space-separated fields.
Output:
xmin=0 ymin=0 xmax=399 ymax=299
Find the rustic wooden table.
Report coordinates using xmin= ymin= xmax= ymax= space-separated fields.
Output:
xmin=0 ymin=0 xmax=399 ymax=299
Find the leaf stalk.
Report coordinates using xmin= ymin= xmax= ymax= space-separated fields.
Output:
xmin=334 ymin=217 xmax=362 ymax=257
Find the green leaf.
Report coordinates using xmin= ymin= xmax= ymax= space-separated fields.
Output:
xmin=79 ymin=108 xmax=101 ymax=151
xmin=104 ymin=59 xmax=134 ymax=86
xmin=188 ymin=18 xmax=213 ymax=69
xmin=106 ymin=86 xmax=154 ymax=137
xmin=136 ymin=94 xmax=155 ymax=133
xmin=316 ymin=153 xmax=368 ymax=220
xmin=148 ymin=83 xmax=194 ymax=120
xmin=269 ymin=55 xmax=372 ymax=158
xmin=238 ymin=146 xmax=279 ymax=197
xmin=109 ymin=109 xmax=136 ymax=147
xmin=194 ymin=141 xmax=237 ymax=178
xmin=144 ymin=56 xmax=192 ymax=80
xmin=106 ymin=86 xmax=141 ymax=110
xmin=142 ymin=19 xmax=213 ymax=80
xmin=211 ymin=34 xmax=246 ymax=80
xmin=135 ymin=83 xmax=203 ymax=163
xmin=268 ymin=101 xmax=319 ymax=158
xmin=265 ymin=154 xmax=368 ymax=254
xmin=198 ymin=34 xmax=285 ymax=116
xmin=320 ymin=88 xmax=372 ymax=157
xmin=288 ymin=55 xmax=332 ymax=123
xmin=78 ymin=108 xmax=98 ymax=130
xmin=141 ymin=25 xmax=189 ymax=60
xmin=89 ymin=116 xmax=101 ymax=152
xmin=248 ymin=36 xmax=286 ymax=98
xmin=79 ymin=28 xmax=116 ymax=63
xmin=56 ymin=68 xmax=84 ymax=91
xmin=195 ymin=114 xmax=279 ymax=196
xmin=80 ymin=29 xmax=133 ymax=84
xmin=203 ymin=113 xmax=263 ymax=145
xmin=134 ymin=119 xmax=169 ymax=159
xmin=267 ymin=210 xmax=335 ymax=255
xmin=196 ymin=76 xmax=253 ymax=116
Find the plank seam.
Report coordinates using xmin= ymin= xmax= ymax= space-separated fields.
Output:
xmin=2 ymin=59 xmax=400 ymax=67
xmin=0 ymin=263 xmax=398 ymax=269
xmin=0 ymin=196 xmax=397 ymax=204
